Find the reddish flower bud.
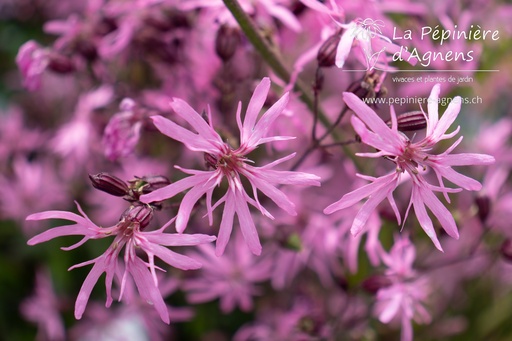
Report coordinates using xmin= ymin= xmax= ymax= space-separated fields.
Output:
xmin=76 ymin=40 xmax=98 ymax=61
xmin=215 ymin=24 xmax=241 ymax=62
xmin=396 ymin=111 xmax=427 ymax=132
xmin=475 ymin=195 xmax=491 ymax=223
xmin=385 ymin=111 xmax=427 ymax=132
xmin=121 ymin=204 xmax=154 ymax=229
xmin=361 ymin=275 xmax=392 ymax=294
xmin=317 ymin=30 xmax=342 ymax=68
xmin=89 ymin=173 xmax=129 ymax=197
xmin=48 ymin=53 xmax=75 ymax=74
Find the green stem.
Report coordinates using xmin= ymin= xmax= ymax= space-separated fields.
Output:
xmin=222 ymin=0 xmax=332 ymax=130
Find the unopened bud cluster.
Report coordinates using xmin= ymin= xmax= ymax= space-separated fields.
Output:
xmin=89 ymin=172 xmax=170 ymax=203
xmin=317 ymin=30 xmax=343 ymax=68
xmin=120 ymin=203 xmax=154 ymax=229
xmin=386 ymin=111 xmax=428 ymax=132
xmin=215 ymin=24 xmax=241 ymax=62
xmin=89 ymin=172 xmax=170 ymax=230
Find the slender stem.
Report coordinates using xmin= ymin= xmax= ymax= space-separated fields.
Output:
xmin=318 ymin=106 xmax=349 ymax=141
xmin=222 ymin=0 xmax=334 ymax=134
xmin=222 ymin=0 xmax=363 ymax=170
xmin=311 ymin=67 xmax=323 ymax=142
xmin=320 ymin=139 xmax=359 ymax=148
xmin=289 ymin=144 xmax=317 ymax=171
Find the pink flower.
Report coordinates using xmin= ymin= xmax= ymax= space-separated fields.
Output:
xmin=70 ymin=275 xmax=192 ymax=341
xmin=183 ymin=232 xmax=273 ymax=313
xmin=20 ymin=269 xmax=65 ymax=341
xmin=16 ymin=40 xmax=50 ymax=91
xmin=325 ymin=84 xmax=495 ymax=251
xmin=51 ymin=85 xmax=113 ymax=176
xmin=141 ymin=77 xmax=321 ymax=256
xmin=102 ymin=98 xmax=143 ymax=161
xmin=27 ymin=203 xmax=216 ymax=323
xmin=374 ymin=236 xmax=431 ymax=341
xmin=0 ymin=157 xmax=68 ymax=234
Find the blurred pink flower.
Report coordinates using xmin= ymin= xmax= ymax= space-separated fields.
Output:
xmin=27 ymin=202 xmax=216 ymax=323
xmin=103 ymin=98 xmax=143 ymax=161
xmin=180 ymin=0 xmax=302 ymax=32
xmin=0 ymin=106 xmax=46 ymax=162
xmin=0 ymin=158 xmax=68 ymax=234
xmin=70 ymin=275 xmax=192 ymax=341
xmin=141 ymin=77 xmax=321 ymax=256
xmin=234 ymin=297 xmax=331 ymax=341
xmin=183 ymin=232 xmax=272 ymax=313
xmin=16 ymin=40 xmax=50 ymax=91
xmin=51 ymin=85 xmax=113 ymax=176
xmin=270 ymin=212 xmax=345 ymax=289
xmin=325 ymin=84 xmax=495 ymax=251
xmin=20 ymin=269 xmax=65 ymax=341
xmin=374 ymin=236 xmax=431 ymax=341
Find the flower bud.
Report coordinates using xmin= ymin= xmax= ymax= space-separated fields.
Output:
xmin=475 ymin=195 xmax=491 ymax=224
xmin=121 ymin=204 xmax=154 ymax=229
xmin=76 ymin=40 xmax=98 ymax=61
xmin=89 ymin=173 xmax=129 ymax=197
xmin=317 ymin=31 xmax=342 ymax=68
xmin=215 ymin=24 xmax=241 ymax=62
xmin=48 ymin=53 xmax=75 ymax=74
xmin=361 ymin=275 xmax=392 ymax=294
xmin=500 ymin=239 xmax=512 ymax=262
xmin=386 ymin=111 xmax=427 ymax=132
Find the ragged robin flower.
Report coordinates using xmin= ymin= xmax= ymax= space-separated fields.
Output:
xmin=324 ymin=84 xmax=495 ymax=251
xmin=27 ymin=190 xmax=215 ymax=323
xmin=140 ymin=77 xmax=321 ymax=256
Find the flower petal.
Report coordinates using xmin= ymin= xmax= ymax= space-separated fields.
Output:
xmin=150 ymin=244 xmax=203 ymax=270
xmin=127 ymin=257 xmax=170 ymax=324
xmin=145 ymin=233 xmax=216 ymax=246
xmin=344 ymin=92 xmax=404 ymax=150
xmin=411 ymin=188 xmax=443 ymax=251
xmin=242 ymin=78 xmax=270 ymax=143
xmin=426 ymin=83 xmax=441 ymax=136
xmin=234 ymin=190 xmax=262 ymax=256
xmin=335 ymin=24 xmax=356 ymax=68
xmin=215 ymin=192 xmax=236 ymax=257
xmin=150 ymin=115 xmax=219 ymax=153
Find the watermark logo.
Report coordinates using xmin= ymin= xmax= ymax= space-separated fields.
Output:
xmin=340 ymin=17 xmax=501 ymax=73
xmin=343 ymin=18 xmax=391 ymax=72
xmin=356 ymin=18 xmax=384 ymax=38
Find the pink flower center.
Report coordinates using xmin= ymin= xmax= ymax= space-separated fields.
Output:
xmin=205 ymin=145 xmax=247 ymax=179
xmin=394 ymin=142 xmax=427 ymax=176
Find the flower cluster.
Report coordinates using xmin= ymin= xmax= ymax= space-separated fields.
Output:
xmin=27 ymin=173 xmax=216 ymax=323
xmin=325 ymin=84 xmax=494 ymax=251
